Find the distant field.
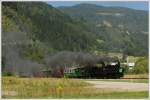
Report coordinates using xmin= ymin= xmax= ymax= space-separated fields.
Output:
xmin=104 ymin=52 xmax=141 ymax=62
xmin=2 ymin=77 xmax=149 ymax=99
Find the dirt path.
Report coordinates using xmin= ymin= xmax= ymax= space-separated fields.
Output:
xmin=85 ymin=81 xmax=149 ymax=91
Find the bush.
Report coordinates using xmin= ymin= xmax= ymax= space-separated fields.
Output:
xmin=133 ymin=57 xmax=148 ymax=74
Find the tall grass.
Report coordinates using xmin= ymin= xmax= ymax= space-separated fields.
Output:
xmin=2 ymin=77 xmax=148 ymax=99
xmin=2 ymin=77 xmax=90 ymax=98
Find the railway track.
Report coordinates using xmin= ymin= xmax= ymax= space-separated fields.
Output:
xmin=121 ymin=78 xmax=148 ymax=79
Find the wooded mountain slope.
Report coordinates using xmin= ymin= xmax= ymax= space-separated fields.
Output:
xmin=59 ymin=4 xmax=148 ymax=56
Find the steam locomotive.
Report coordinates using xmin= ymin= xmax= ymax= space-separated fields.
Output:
xmin=64 ymin=60 xmax=124 ymax=79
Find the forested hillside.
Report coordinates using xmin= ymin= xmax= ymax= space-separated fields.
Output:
xmin=2 ymin=2 xmax=97 ymax=53
xmin=2 ymin=2 xmax=148 ymax=75
xmin=59 ymin=4 xmax=148 ymax=56
xmin=2 ymin=2 xmax=98 ymax=75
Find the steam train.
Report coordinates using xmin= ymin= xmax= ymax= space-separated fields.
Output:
xmin=64 ymin=61 xmax=124 ymax=79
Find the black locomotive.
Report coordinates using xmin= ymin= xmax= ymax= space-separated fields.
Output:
xmin=64 ymin=60 xmax=124 ymax=79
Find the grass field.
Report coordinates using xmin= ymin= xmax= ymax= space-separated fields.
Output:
xmin=2 ymin=77 xmax=149 ymax=99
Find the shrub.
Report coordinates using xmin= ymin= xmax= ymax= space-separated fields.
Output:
xmin=133 ymin=57 xmax=148 ymax=74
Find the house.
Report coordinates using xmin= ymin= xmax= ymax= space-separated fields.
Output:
xmin=128 ymin=63 xmax=135 ymax=67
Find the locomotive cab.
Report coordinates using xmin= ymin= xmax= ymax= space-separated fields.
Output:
xmin=104 ymin=61 xmax=124 ymax=78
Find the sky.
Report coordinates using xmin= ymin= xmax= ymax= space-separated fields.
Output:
xmin=47 ymin=1 xmax=149 ymax=11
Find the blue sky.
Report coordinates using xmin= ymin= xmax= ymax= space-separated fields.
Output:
xmin=47 ymin=1 xmax=149 ymax=11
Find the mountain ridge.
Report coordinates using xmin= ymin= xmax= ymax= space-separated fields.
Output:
xmin=58 ymin=3 xmax=148 ymax=12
